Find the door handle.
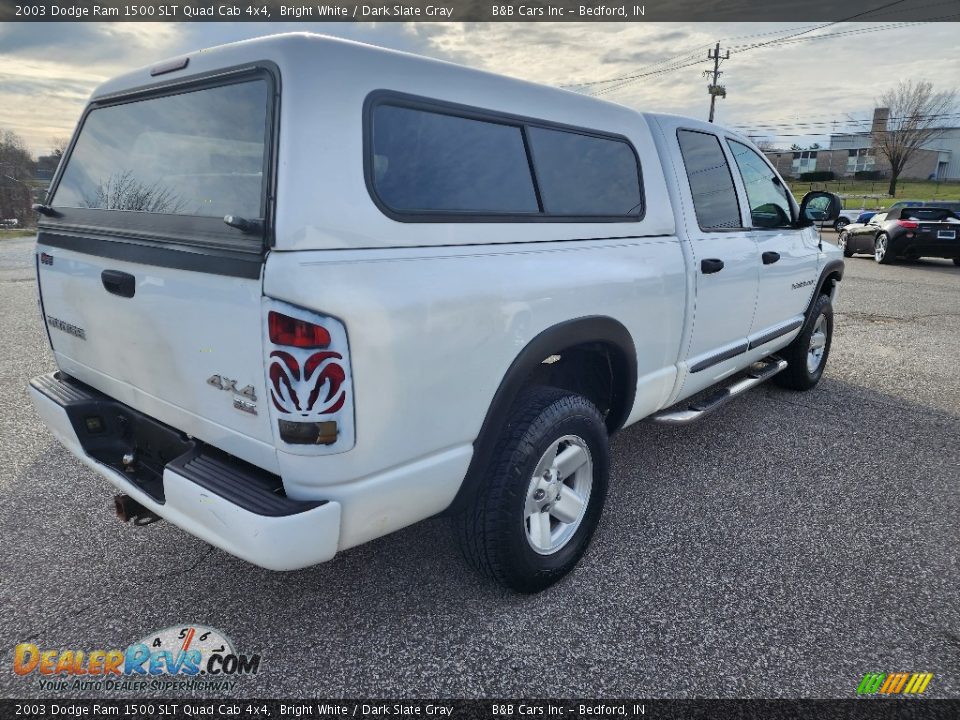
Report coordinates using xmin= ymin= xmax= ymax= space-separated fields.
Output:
xmin=762 ymin=251 xmax=781 ymax=265
xmin=700 ymin=258 xmax=725 ymax=274
xmin=101 ymin=269 xmax=136 ymax=298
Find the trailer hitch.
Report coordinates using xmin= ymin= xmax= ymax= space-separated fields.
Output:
xmin=113 ymin=494 xmax=162 ymax=526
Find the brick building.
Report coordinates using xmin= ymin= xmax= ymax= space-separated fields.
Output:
xmin=764 ymin=107 xmax=959 ymax=181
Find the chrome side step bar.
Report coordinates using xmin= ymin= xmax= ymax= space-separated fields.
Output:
xmin=648 ymin=358 xmax=788 ymax=425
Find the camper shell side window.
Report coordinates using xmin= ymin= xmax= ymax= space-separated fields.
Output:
xmin=363 ymin=91 xmax=645 ymax=223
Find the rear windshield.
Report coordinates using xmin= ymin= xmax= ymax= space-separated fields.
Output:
xmin=900 ymin=208 xmax=959 ymax=221
xmin=53 ymin=80 xmax=269 ymax=219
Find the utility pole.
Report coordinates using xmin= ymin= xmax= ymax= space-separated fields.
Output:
xmin=704 ymin=42 xmax=729 ymax=123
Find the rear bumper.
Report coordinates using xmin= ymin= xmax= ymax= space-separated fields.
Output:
xmin=891 ymin=235 xmax=960 ymax=258
xmin=29 ymin=372 xmax=341 ymax=571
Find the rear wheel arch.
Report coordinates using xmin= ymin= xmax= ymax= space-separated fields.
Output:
xmin=447 ymin=316 xmax=636 ymax=513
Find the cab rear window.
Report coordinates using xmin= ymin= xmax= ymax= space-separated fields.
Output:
xmin=54 ymin=80 xmax=269 ymax=220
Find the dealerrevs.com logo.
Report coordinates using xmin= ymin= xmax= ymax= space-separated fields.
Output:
xmin=856 ymin=672 xmax=934 ymax=696
xmin=13 ymin=625 xmax=260 ymax=693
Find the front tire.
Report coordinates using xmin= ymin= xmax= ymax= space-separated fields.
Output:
xmin=953 ymin=258 xmax=960 ymax=267
xmin=838 ymin=231 xmax=854 ymax=258
xmin=773 ymin=293 xmax=834 ymax=391
xmin=875 ymin=233 xmax=895 ymax=264
xmin=453 ymin=386 xmax=609 ymax=593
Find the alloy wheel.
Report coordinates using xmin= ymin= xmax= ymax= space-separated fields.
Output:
xmin=807 ymin=313 xmax=828 ymax=374
xmin=524 ymin=435 xmax=593 ymax=555
xmin=875 ymin=235 xmax=887 ymax=262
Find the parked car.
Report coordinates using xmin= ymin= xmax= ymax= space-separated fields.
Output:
xmin=0 ymin=218 xmax=20 ymax=228
xmin=885 ymin=199 xmax=960 ymax=216
xmin=926 ymin=200 xmax=960 ymax=213
xmin=884 ymin=200 xmax=925 ymax=217
xmin=28 ymin=33 xmax=844 ymax=593
xmin=838 ymin=214 xmax=885 ymax=258
xmin=838 ymin=207 xmax=960 ymax=264
xmin=818 ymin=209 xmax=857 ymax=232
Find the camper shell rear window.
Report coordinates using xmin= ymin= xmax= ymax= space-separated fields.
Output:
xmin=364 ymin=91 xmax=644 ymax=223
xmin=46 ymin=66 xmax=277 ymax=257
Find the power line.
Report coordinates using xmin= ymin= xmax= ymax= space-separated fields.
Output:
xmin=560 ymin=46 xmax=710 ymax=89
xmin=561 ymin=22 xmax=833 ymax=90
xmin=720 ymin=23 xmax=826 ymax=42
xmin=590 ymin=57 xmax=708 ymax=98
xmin=590 ymin=16 xmax=957 ymax=101
xmin=748 ymin=126 xmax=960 ymax=139
xmin=586 ymin=24 xmax=908 ymax=99
xmin=734 ymin=105 xmax=960 ymax=127
xmin=737 ymin=111 xmax=960 ymax=132
xmin=820 ymin=0 xmax=960 ymax=20
xmin=729 ymin=14 xmax=960 ymax=52
xmin=729 ymin=0 xmax=908 ymax=54
xmin=572 ymin=0 xmax=921 ymax=101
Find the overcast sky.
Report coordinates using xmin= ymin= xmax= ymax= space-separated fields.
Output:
xmin=1 ymin=21 xmax=959 ymax=157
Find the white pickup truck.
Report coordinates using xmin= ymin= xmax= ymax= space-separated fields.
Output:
xmin=29 ymin=34 xmax=843 ymax=593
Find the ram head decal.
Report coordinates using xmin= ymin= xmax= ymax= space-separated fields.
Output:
xmin=268 ymin=350 xmax=347 ymax=417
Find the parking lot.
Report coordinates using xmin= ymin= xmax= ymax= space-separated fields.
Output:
xmin=0 ymin=232 xmax=957 ymax=699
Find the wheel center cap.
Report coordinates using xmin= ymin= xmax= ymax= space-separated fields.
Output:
xmin=545 ymin=477 xmax=562 ymax=501
xmin=535 ymin=475 xmax=562 ymax=511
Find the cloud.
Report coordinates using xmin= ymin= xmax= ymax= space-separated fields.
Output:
xmin=0 ymin=22 xmax=185 ymax=153
xmin=0 ymin=22 xmax=180 ymax=65
xmin=1 ymin=20 xmax=959 ymax=156
xmin=600 ymin=47 xmax=683 ymax=65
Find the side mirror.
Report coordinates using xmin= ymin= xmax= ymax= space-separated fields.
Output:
xmin=798 ymin=191 xmax=842 ymax=227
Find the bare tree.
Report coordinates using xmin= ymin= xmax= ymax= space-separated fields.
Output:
xmin=0 ymin=129 xmax=35 ymax=225
xmin=874 ymin=80 xmax=956 ymax=195
xmin=754 ymin=138 xmax=779 ymax=153
xmin=84 ymin=170 xmax=186 ymax=214
xmin=51 ymin=137 xmax=69 ymax=159
xmin=0 ymin=129 xmax=34 ymax=181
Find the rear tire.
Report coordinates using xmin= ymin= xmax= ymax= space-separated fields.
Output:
xmin=875 ymin=233 xmax=895 ymax=264
xmin=953 ymin=258 xmax=960 ymax=267
xmin=773 ymin=293 xmax=833 ymax=391
xmin=453 ymin=386 xmax=608 ymax=593
xmin=834 ymin=218 xmax=849 ymax=232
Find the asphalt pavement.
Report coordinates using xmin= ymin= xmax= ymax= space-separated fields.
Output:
xmin=0 ymin=234 xmax=957 ymax=699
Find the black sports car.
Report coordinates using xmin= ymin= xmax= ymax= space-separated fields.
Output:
xmin=837 ymin=207 xmax=960 ymax=265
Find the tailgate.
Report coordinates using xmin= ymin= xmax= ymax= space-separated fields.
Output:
xmin=36 ymin=239 xmax=273 ymax=449
xmin=33 ymin=65 xmax=280 ymax=470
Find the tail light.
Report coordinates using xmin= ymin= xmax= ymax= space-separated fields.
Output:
xmin=278 ymin=419 xmax=339 ymax=445
xmin=897 ymin=220 xmax=919 ymax=229
xmin=268 ymin=311 xmax=331 ymax=348
xmin=264 ymin=301 xmax=354 ymax=453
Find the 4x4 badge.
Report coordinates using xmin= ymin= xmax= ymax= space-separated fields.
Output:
xmin=207 ymin=374 xmax=257 ymax=401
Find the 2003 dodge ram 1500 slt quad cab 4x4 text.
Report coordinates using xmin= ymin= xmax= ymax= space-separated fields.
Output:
xmin=29 ymin=33 xmax=843 ymax=593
